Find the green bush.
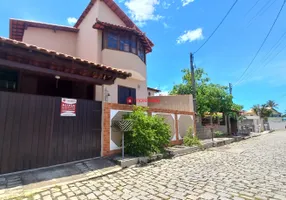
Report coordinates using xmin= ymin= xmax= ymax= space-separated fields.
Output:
xmin=214 ymin=131 xmax=224 ymax=138
xmin=123 ymin=106 xmax=171 ymax=157
xmin=183 ymin=127 xmax=201 ymax=147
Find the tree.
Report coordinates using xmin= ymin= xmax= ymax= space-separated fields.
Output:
xmin=283 ymin=110 xmax=286 ymax=117
xmin=170 ymin=68 xmax=243 ymax=138
xmin=251 ymin=104 xmax=273 ymax=120
xmin=266 ymin=100 xmax=278 ymax=109
xmin=170 ymin=68 xmax=240 ymax=117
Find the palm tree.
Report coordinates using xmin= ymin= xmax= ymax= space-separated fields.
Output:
xmin=252 ymin=104 xmax=261 ymax=116
xmin=251 ymin=104 xmax=272 ymax=119
xmin=266 ymin=100 xmax=278 ymax=109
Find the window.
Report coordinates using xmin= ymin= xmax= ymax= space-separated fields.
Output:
xmin=0 ymin=69 xmax=18 ymax=92
xmin=138 ymin=42 xmax=145 ymax=62
xmin=118 ymin=85 xmax=136 ymax=105
xmin=119 ymin=34 xmax=130 ymax=52
xmin=104 ymin=30 xmax=145 ymax=63
xmin=130 ymin=35 xmax=137 ymax=54
xmin=107 ymin=32 xmax=118 ymax=49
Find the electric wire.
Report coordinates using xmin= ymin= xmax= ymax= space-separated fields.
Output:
xmin=234 ymin=0 xmax=286 ymax=86
xmin=238 ymin=31 xmax=286 ymax=84
xmin=193 ymin=0 xmax=239 ymax=55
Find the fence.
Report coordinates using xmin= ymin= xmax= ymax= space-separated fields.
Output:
xmin=0 ymin=91 xmax=102 ymax=174
xmin=102 ymin=103 xmax=195 ymax=156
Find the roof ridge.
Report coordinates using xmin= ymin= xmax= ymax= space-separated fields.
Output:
xmin=74 ymin=0 xmax=153 ymax=46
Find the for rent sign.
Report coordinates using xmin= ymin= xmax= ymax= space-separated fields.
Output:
xmin=60 ymin=98 xmax=77 ymax=116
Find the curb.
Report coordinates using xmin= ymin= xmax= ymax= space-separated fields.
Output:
xmin=115 ymin=133 xmax=268 ymax=168
xmin=0 ymin=166 xmax=123 ymax=200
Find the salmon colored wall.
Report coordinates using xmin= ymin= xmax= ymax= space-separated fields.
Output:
xmin=98 ymin=2 xmax=126 ymax=26
xmin=104 ymin=78 xmax=147 ymax=106
xmin=148 ymin=95 xmax=194 ymax=112
xmin=102 ymin=49 xmax=146 ymax=79
xmin=102 ymin=103 xmax=196 ymax=157
xmin=76 ymin=1 xmax=100 ymax=62
xmin=22 ymin=27 xmax=77 ymax=56
xmin=21 ymin=0 xmax=150 ymax=105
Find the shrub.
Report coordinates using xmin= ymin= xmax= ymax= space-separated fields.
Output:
xmin=214 ymin=131 xmax=224 ymax=138
xmin=123 ymin=106 xmax=171 ymax=157
xmin=183 ymin=127 xmax=201 ymax=147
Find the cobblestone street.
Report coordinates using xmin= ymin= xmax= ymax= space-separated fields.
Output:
xmin=9 ymin=131 xmax=286 ymax=200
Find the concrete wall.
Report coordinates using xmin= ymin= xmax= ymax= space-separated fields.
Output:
xmin=148 ymin=95 xmax=194 ymax=112
xmin=238 ymin=116 xmax=265 ymax=132
xmin=102 ymin=103 xmax=195 ymax=156
xmin=98 ymin=2 xmax=126 ymax=26
xmin=22 ymin=27 xmax=77 ymax=56
xmin=104 ymin=78 xmax=147 ymax=106
xmin=268 ymin=121 xmax=286 ymax=130
xmin=76 ymin=0 xmax=100 ymax=62
xmin=148 ymin=90 xmax=157 ymax=96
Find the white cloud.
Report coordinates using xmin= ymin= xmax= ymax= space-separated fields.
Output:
xmin=155 ymin=91 xmax=169 ymax=96
xmin=163 ymin=22 xmax=169 ymax=28
xmin=67 ymin=17 xmax=77 ymax=25
xmin=125 ymin=0 xmax=162 ymax=26
xmin=162 ymin=1 xmax=171 ymax=9
xmin=182 ymin=0 xmax=195 ymax=7
xmin=177 ymin=28 xmax=204 ymax=44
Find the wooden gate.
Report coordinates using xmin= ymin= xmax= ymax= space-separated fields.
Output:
xmin=0 ymin=91 xmax=102 ymax=174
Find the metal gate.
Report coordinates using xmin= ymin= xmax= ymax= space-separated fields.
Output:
xmin=0 ymin=91 xmax=102 ymax=174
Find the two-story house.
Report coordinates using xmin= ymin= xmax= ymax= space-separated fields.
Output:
xmin=9 ymin=0 xmax=153 ymax=106
xmin=0 ymin=0 xmax=154 ymax=175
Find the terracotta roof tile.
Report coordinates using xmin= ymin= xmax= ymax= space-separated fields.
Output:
xmin=9 ymin=19 xmax=79 ymax=41
xmin=0 ymin=36 xmax=132 ymax=78
xmin=74 ymin=0 xmax=154 ymax=47
xmin=93 ymin=19 xmax=152 ymax=53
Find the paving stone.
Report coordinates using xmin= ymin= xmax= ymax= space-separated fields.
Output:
xmin=33 ymin=194 xmax=41 ymax=200
xmin=42 ymin=195 xmax=53 ymax=200
xmin=57 ymin=196 xmax=67 ymax=200
xmin=4 ymin=131 xmax=286 ymax=200
xmin=86 ymin=193 xmax=97 ymax=199
xmin=199 ymin=192 xmax=219 ymax=199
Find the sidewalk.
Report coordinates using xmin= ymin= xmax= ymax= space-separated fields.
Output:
xmin=0 ymin=158 xmax=122 ymax=199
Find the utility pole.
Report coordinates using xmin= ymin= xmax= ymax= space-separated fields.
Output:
xmin=227 ymin=83 xmax=233 ymax=135
xmin=190 ymin=53 xmax=197 ymax=136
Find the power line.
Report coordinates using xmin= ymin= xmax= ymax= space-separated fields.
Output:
xmin=239 ymin=30 xmax=286 ymax=84
xmin=247 ymin=0 xmax=277 ymax=27
xmin=239 ymin=41 xmax=286 ymax=85
xmin=245 ymin=0 xmax=262 ymax=17
xmin=193 ymin=0 xmax=239 ymax=55
xmin=262 ymin=31 xmax=286 ymax=62
xmin=234 ymin=0 xmax=286 ymax=86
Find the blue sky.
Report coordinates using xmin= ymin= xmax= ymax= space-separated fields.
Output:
xmin=0 ymin=0 xmax=285 ymax=113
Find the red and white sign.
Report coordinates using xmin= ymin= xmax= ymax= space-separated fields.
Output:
xmin=60 ymin=98 xmax=77 ymax=117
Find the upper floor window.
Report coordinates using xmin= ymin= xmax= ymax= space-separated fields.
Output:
xmin=138 ymin=42 xmax=145 ymax=61
xmin=103 ymin=30 xmax=145 ymax=62
xmin=107 ymin=32 xmax=118 ymax=49
xmin=119 ymin=34 xmax=130 ymax=52
xmin=131 ymin=35 xmax=137 ymax=54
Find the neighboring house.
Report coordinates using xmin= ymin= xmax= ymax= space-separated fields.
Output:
xmin=268 ymin=108 xmax=282 ymax=117
xmin=9 ymin=0 xmax=154 ymax=106
xmin=147 ymin=87 xmax=161 ymax=96
xmin=238 ymin=116 xmax=264 ymax=133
